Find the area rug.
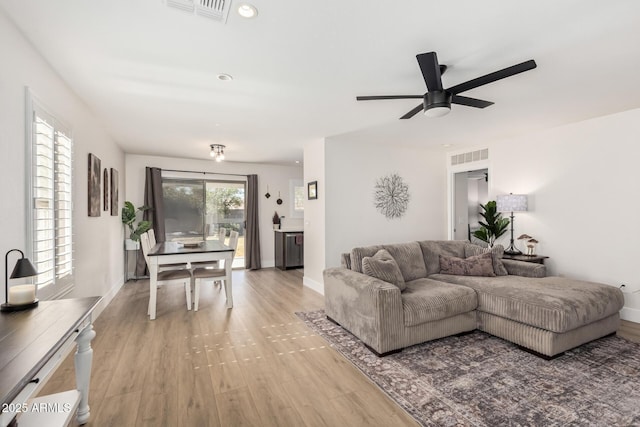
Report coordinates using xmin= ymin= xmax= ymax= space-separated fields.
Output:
xmin=296 ymin=310 xmax=640 ymax=427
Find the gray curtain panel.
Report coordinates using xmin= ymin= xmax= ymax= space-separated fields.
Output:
xmin=245 ymin=174 xmax=262 ymax=270
xmin=136 ymin=167 xmax=165 ymax=276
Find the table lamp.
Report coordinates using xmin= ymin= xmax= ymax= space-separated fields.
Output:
xmin=496 ymin=193 xmax=528 ymax=256
xmin=2 ymin=249 xmax=39 ymax=312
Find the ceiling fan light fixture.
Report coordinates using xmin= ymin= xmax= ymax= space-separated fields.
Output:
xmin=424 ymin=105 xmax=451 ymax=118
xmin=424 ymin=91 xmax=452 ymax=118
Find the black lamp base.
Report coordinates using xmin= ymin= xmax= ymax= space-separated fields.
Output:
xmin=1 ymin=299 xmax=39 ymax=312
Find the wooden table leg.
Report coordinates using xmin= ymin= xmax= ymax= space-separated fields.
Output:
xmin=224 ymin=255 xmax=233 ymax=308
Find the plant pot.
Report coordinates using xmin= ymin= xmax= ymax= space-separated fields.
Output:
xmin=273 ymin=224 xmax=280 ymax=230
xmin=125 ymin=238 xmax=140 ymax=251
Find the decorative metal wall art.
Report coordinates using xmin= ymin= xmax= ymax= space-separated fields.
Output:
xmin=373 ymin=173 xmax=410 ymax=219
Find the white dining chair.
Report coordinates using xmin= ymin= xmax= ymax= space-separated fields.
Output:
xmin=190 ymin=226 xmax=228 ymax=269
xmin=140 ymin=232 xmax=193 ymax=314
xmin=218 ymin=227 xmax=227 ymax=244
xmin=192 ymin=230 xmax=238 ymax=311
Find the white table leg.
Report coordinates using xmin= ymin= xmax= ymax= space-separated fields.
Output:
xmin=224 ymin=255 xmax=233 ymax=308
xmin=75 ymin=323 xmax=96 ymax=425
xmin=149 ymin=260 xmax=158 ymax=320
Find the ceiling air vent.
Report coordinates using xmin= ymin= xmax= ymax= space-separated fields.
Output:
xmin=450 ymin=148 xmax=489 ymax=166
xmin=165 ymin=0 xmax=232 ymax=23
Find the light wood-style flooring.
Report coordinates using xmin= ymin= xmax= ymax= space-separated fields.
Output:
xmin=40 ymin=269 xmax=419 ymax=427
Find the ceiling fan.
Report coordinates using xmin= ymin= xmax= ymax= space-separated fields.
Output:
xmin=356 ymin=52 xmax=536 ymax=119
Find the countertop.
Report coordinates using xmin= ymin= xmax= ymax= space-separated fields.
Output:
xmin=274 ymin=229 xmax=303 ymax=233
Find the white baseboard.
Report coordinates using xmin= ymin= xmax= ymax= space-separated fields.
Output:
xmin=621 ymin=306 xmax=640 ymax=323
xmin=303 ymin=276 xmax=324 ymax=296
xmin=92 ymin=277 xmax=126 ymax=320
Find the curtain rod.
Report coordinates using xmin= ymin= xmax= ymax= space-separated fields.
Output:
xmin=162 ymin=168 xmax=249 ymax=178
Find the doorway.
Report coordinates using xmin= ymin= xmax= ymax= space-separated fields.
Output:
xmin=452 ymin=168 xmax=488 ymax=243
xmin=162 ymin=178 xmax=246 ymax=268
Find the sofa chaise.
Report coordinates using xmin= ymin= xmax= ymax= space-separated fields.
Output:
xmin=323 ymin=240 xmax=624 ymax=358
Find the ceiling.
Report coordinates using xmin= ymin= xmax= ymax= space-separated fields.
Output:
xmin=2 ymin=0 xmax=639 ymax=164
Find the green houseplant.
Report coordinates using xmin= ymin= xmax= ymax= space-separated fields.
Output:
xmin=473 ymin=201 xmax=509 ymax=248
xmin=121 ymin=201 xmax=152 ymax=243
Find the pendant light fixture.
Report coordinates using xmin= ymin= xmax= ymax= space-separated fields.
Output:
xmin=210 ymin=144 xmax=226 ymax=162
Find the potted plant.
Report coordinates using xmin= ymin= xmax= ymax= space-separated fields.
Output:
xmin=473 ymin=201 xmax=509 ymax=248
xmin=121 ymin=201 xmax=152 ymax=249
xmin=272 ymin=211 xmax=281 ymax=230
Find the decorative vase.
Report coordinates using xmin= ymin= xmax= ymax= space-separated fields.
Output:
xmin=124 ymin=238 xmax=140 ymax=250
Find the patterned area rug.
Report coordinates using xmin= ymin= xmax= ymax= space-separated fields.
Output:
xmin=296 ymin=310 xmax=640 ymax=427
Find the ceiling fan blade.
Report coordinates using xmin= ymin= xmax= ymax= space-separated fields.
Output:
xmin=416 ymin=52 xmax=443 ymax=92
xmin=400 ymin=103 xmax=424 ymax=120
xmin=451 ymin=95 xmax=494 ymax=108
xmin=447 ymin=59 xmax=537 ymax=95
xmin=356 ymin=95 xmax=423 ymax=101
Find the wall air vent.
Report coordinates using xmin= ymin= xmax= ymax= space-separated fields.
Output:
xmin=450 ymin=148 xmax=489 ymax=166
xmin=165 ymin=0 xmax=232 ymax=23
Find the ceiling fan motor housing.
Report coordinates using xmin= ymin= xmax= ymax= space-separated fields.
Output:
xmin=425 ymin=91 xmax=451 ymax=110
xmin=424 ymin=91 xmax=452 ymax=117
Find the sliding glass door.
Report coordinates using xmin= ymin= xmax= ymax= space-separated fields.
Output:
xmin=162 ymin=178 xmax=245 ymax=268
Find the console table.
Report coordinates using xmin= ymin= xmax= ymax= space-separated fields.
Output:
xmin=502 ymin=254 xmax=549 ymax=264
xmin=0 ymin=297 xmax=100 ymax=426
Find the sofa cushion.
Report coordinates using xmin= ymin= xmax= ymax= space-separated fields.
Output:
xmin=418 ymin=240 xmax=468 ymax=275
xmin=351 ymin=242 xmax=427 ymax=282
xmin=350 ymin=245 xmax=385 ymax=273
xmin=428 ymin=274 xmax=624 ymax=333
xmin=362 ymin=249 xmax=406 ymax=291
xmin=464 ymin=243 xmax=508 ymax=276
xmin=383 ymin=242 xmax=427 ymax=281
xmin=402 ymin=278 xmax=478 ymax=327
xmin=439 ymin=252 xmax=496 ymax=277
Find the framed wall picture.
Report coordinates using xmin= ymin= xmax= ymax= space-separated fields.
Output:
xmin=308 ymin=181 xmax=318 ymax=200
xmin=110 ymin=168 xmax=119 ymax=216
xmin=103 ymin=168 xmax=109 ymax=211
xmin=88 ymin=153 xmax=101 ymax=217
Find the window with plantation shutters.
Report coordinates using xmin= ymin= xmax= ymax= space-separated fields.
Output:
xmin=29 ymin=98 xmax=74 ymax=299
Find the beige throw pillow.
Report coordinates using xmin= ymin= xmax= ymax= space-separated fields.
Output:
xmin=362 ymin=249 xmax=406 ymax=291
xmin=439 ymin=252 xmax=496 ymax=277
xmin=464 ymin=244 xmax=509 ymax=276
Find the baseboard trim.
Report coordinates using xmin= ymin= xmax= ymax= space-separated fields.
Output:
xmin=621 ymin=306 xmax=640 ymax=324
xmin=92 ymin=278 xmax=126 ymax=320
xmin=303 ymin=276 xmax=324 ymax=296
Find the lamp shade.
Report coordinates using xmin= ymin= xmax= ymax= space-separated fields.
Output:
xmin=497 ymin=194 xmax=528 ymax=213
xmin=10 ymin=257 xmax=38 ymax=279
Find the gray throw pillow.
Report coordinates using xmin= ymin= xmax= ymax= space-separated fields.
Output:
xmin=439 ymin=252 xmax=496 ymax=277
xmin=464 ymin=243 xmax=508 ymax=276
xmin=362 ymin=249 xmax=406 ymax=291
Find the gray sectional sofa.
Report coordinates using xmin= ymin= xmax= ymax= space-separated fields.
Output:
xmin=323 ymin=240 xmax=624 ymax=358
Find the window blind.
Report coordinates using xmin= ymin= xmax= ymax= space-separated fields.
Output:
xmin=31 ymin=107 xmax=74 ymax=294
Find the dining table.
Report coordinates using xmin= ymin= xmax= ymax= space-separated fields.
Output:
xmin=146 ymin=240 xmax=234 ymax=320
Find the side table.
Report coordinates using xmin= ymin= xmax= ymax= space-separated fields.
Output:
xmin=502 ymin=254 xmax=549 ymax=264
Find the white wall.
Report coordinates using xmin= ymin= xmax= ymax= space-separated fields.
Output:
xmin=0 ymin=10 xmax=125 ymax=312
xmin=484 ymin=108 xmax=640 ymax=321
xmin=125 ymin=154 xmax=303 ymax=267
xmin=319 ymin=138 xmax=448 ymax=283
xmin=302 ymin=140 xmax=326 ymax=293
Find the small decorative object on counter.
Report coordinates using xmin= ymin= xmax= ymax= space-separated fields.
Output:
xmin=272 ymin=211 xmax=281 ymax=230
xmin=526 ymin=238 xmax=539 ymax=255
xmin=517 ymin=234 xmax=532 ymax=253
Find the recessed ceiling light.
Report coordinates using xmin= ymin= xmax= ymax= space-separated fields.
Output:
xmin=295 ymin=160 xmax=300 ymax=164
xmin=237 ymin=3 xmax=258 ymax=18
xmin=217 ymin=73 xmax=233 ymax=81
